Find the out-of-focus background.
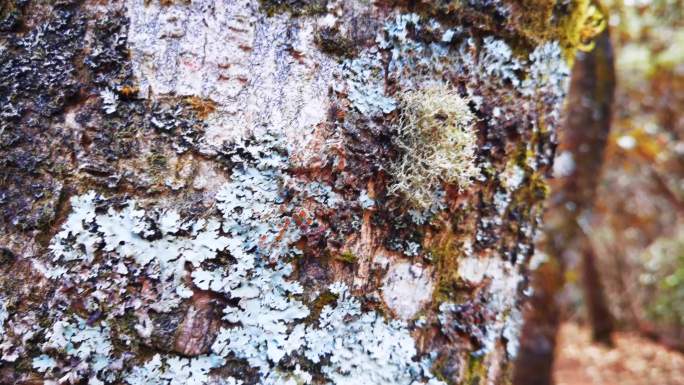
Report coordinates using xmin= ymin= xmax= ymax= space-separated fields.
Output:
xmin=539 ymin=0 xmax=684 ymax=384
xmin=580 ymin=0 xmax=684 ymax=340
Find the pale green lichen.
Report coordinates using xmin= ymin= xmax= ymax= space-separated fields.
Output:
xmin=206 ymin=137 xmax=444 ymax=385
xmin=209 ymin=260 xmax=310 ymax=375
xmin=0 ymin=297 xmax=7 ymax=334
xmin=36 ymin=316 xmax=115 ymax=385
xmin=388 ymin=85 xmax=479 ymax=209
xmin=45 ymin=191 xmax=230 ymax=311
xmin=303 ymin=282 xmax=445 ymax=385
xmin=125 ymin=353 xmax=228 ymax=385
xmin=35 ymin=129 xmax=455 ymax=384
xmin=521 ymin=41 xmax=571 ymax=100
xmin=341 ymin=53 xmax=397 ymax=116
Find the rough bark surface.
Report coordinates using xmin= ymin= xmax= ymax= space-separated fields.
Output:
xmin=0 ymin=1 xmax=593 ymax=384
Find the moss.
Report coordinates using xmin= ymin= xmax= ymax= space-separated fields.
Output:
xmin=428 ymin=235 xmax=472 ymax=305
xmin=334 ymin=250 xmax=358 ymax=264
xmin=506 ymin=141 xmax=550 ymax=202
xmin=145 ymin=151 xmax=169 ymax=187
xmin=13 ymin=357 xmax=35 ymax=374
xmin=512 ymin=144 xmax=535 ymax=169
xmin=510 ymin=171 xmax=550 ymax=207
xmin=560 ymin=0 xmax=607 ymax=55
xmin=146 ymin=152 xmax=168 ymax=170
xmin=258 ymin=0 xmax=328 ymax=17
xmin=430 ymin=347 xmax=490 ymax=384
xmin=528 ymin=173 xmax=551 ymax=200
xmin=508 ymin=0 xmax=606 ymax=62
xmin=114 ymin=122 xmax=139 ymax=141
xmin=433 ymin=279 xmax=459 ymax=305
xmin=314 ymin=26 xmax=357 ymax=58
xmin=430 ymin=245 xmax=458 ymax=304
xmin=463 ymin=354 xmax=487 ymax=385
xmin=417 ymin=0 xmax=605 ymax=63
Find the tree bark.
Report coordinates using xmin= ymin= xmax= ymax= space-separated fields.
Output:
xmin=0 ymin=1 xmax=592 ymax=384
xmin=559 ymin=28 xmax=616 ymax=346
xmin=513 ymin=26 xmax=616 ymax=385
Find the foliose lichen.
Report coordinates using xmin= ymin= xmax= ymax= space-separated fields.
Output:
xmin=34 ymin=316 xmax=115 ymax=385
xmin=341 ymin=53 xmax=397 ymax=116
xmin=0 ymin=1 xmax=585 ymax=383
xmin=32 ymin=130 xmax=446 ymax=385
xmin=126 ymin=353 xmax=228 ymax=385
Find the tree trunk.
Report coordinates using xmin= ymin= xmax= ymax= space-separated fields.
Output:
xmin=0 ymin=1 xmax=595 ymax=384
xmin=513 ymin=26 xmax=615 ymax=385
xmin=560 ymin=27 xmax=616 ymax=345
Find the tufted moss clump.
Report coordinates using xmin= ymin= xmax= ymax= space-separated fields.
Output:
xmin=509 ymin=0 xmax=606 ymax=61
xmin=388 ymin=85 xmax=479 ymax=209
xmin=423 ymin=0 xmax=605 ymax=63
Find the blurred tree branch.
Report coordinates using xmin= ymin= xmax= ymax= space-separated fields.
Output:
xmin=513 ymin=25 xmax=616 ymax=385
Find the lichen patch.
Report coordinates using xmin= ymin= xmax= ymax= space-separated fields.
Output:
xmin=388 ymin=85 xmax=479 ymax=209
xmin=381 ymin=262 xmax=434 ymax=320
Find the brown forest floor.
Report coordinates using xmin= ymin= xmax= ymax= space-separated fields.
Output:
xmin=554 ymin=323 xmax=684 ymax=385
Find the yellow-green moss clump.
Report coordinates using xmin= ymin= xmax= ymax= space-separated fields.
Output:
xmin=388 ymin=85 xmax=478 ymax=209
xmin=427 ymin=232 xmax=464 ymax=304
xmin=511 ymin=0 xmax=606 ymax=61
xmin=334 ymin=250 xmax=358 ymax=264
xmin=435 ymin=0 xmax=606 ymax=63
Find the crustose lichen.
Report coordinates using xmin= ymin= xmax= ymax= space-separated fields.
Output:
xmin=388 ymin=85 xmax=479 ymax=208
